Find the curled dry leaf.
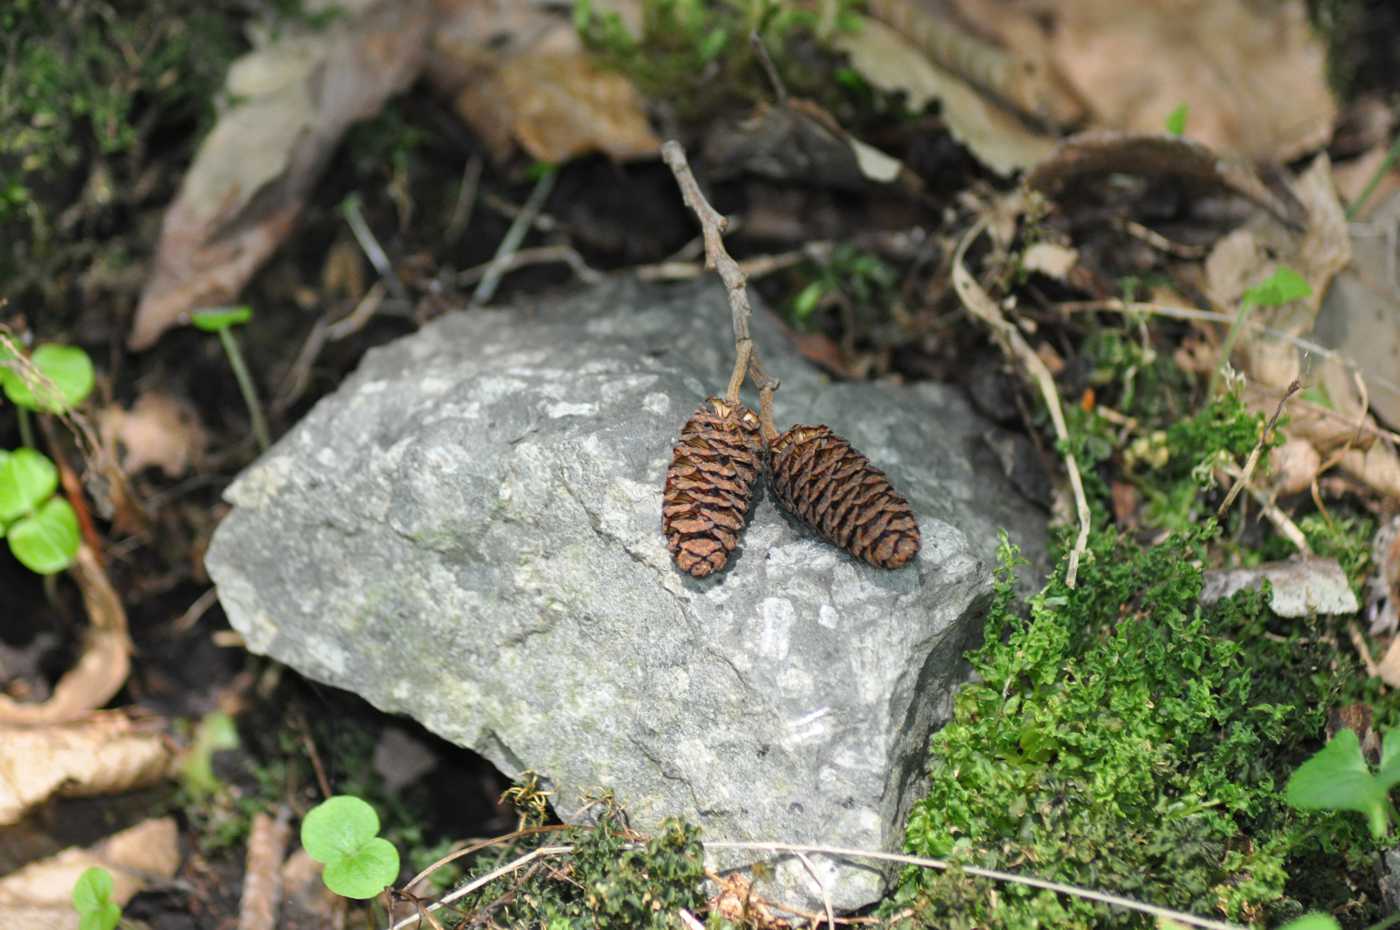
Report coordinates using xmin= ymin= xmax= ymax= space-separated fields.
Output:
xmin=238 ymin=810 xmax=292 ymax=930
xmin=834 ymin=16 xmax=1055 ymax=176
xmin=0 ymin=712 xmax=175 ymax=825
xmin=130 ymin=0 xmax=434 ymax=349
xmin=430 ymin=0 xmax=657 ymax=164
xmin=98 ymin=391 xmax=208 ymax=478
xmin=1268 ymin=437 xmax=1321 ymax=496
xmin=0 ymin=546 xmax=130 ymax=726
xmin=1313 ymin=189 xmax=1400 ymax=428
xmin=1039 ymin=0 xmax=1333 ymax=161
xmin=0 ymin=817 xmax=179 ymax=928
xmin=1027 ymin=131 xmax=1304 ymax=228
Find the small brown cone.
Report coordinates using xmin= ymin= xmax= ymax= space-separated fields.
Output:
xmin=662 ymin=397 xmax=763 ymax=578
xmin=768 ymin=425 xmax=920 ymax=569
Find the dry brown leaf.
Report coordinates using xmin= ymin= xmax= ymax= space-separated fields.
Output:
xmin=0 ymin=546 xmax=130 ymax=726
xmin=1333 ymin=146 xmax=1400 ymax=219
xmin=1043 ymin=0 xmax=1333 ymax=161
xmin=98 ymin=391 xmax=208 ymax=479
xmin=0 ymin=817 xmax=179 ymax=928
xmin=1378 ymin=635 xmax=1400 ymax=688
xmin=833 ymin=17 xmax=1055 ymax=176
xmin=130 ymin=0 xmax=434 ymax=350
xmin=0 ymin=712 xmax=174 ymax=825
xmin=1268 ymin=437 xmax=1321 ymax=496
xmin=1314 ymin=189 xmax=1400 ymax=428
xmin=1022 ymin=242 xmax=1078 ymax=280
xmin=1368 ymin=516 xmax=1400 ymax=637
xmin=432 ymin=1 xmax=656 ymax=165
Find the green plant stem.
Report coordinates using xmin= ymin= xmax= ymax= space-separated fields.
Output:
xmin=217 ymin=328 xmax=270 ymax=452
xmin=1346 ymin=132 xmax=1400 ymax=220
xmin=16 ymin=405 xmax=33 ymax=449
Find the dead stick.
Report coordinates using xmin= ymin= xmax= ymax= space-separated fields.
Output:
xmin=660 ymin=140 xmax=781 ymax=438
xmin=1216 ymin=379 xmax=1301 ymax=520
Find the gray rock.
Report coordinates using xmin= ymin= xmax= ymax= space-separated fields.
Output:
xmin=1201 ymin=557 xmax=1359 ymax=617
xmin=206 ymin=277 xmax=1047 ymax=910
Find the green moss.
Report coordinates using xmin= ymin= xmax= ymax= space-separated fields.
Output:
xmin=891 ymin=525 xmax=1383 ymax=927
xmin=445 ymin=797 xmax=706 ymax=929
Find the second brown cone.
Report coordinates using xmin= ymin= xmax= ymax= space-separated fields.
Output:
xmin=768 ymin=425 xmax=921 ymax=569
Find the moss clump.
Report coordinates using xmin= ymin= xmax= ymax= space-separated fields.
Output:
xmin=446 ymin=800 xmax=706 ymax=929
xmin=890 ymin=524 xmax=1383 ymax=928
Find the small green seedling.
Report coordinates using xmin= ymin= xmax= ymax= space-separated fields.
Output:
xmin=181 ymin=711 xmax=240 ymax=799
xmin=1212 ymin=263 xmax=1312 ymax=395
xmin=1164 ymin=102 xmax=1189 ymax=136
xmin=0 ymin=447 xmax=79 ymax=574
xmin=1285 ymin=727 xmax=1400 ymax=838
xmin=72 ymin=866 xmax=121 ymax=930
xmin=301 ymin=795 xmax=400 ymax=899
xmin=191 ymin=305 xmax=270 ymax=452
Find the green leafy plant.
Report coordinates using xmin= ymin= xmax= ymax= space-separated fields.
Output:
xmin=192 ymin=305 xmax=270 ymax=451
xmin=300 ymin=795 xmax=400 ymax=900
xmin=452 ymin=799 xmax=705 ymax=929
xmin=182 ymin=710 xmax=241 ymax=799
xmin=1285 ymin=728 xmax=1400 ymax=838
xmin=0 ymin=447 xmax=80 ymax=574
xmin=790 ymin=244 xmax=896 ymax=326
xmin=892 ymin=524 xmax=1362 ymax=927
xmin=72 ymin=866 xmax=121 ymax=930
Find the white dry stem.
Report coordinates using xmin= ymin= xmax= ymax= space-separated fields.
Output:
xmin=953 ymin=217 xmax=1092 ymax=587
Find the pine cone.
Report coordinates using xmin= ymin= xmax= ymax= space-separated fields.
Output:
xmin=768 ymin=425 xmax=920 ymax=569
xmin=662 ymin=397 xmax=763 ymax=578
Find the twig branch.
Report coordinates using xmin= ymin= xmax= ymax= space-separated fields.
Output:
xmin=704 ymin=841 xmax=1245 ymax=930
xmin=660 ymin=140 xmax=780 ymax=435
xmin=474 ymin=167 xmax=559 ymax=305
xmin=954 ymin=218 xmax=1092 ymax=587
xmin=1216 ymin=379 xmax=1301 ymax=520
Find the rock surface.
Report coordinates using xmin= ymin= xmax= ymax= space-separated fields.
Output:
xmin=206 ymin=277 xmax=1047 ymax=910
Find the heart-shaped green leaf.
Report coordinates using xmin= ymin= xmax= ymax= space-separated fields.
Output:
xmin=1 ymin=344 xmax=95 ymax=413
xmin=0 ymin=447 xmax=59 ymax=524
xmin=72 ymin=866 xmax=121 ymax=930
xmin=8 ymin=496 xmax=80 ymax=574
xmin=1242 ymin=266 xmax=1311 ymax=308
xmin=1285 ymin=728 xmax=1394 ymax=837
xmin=301 ymin=795 xmax=400 ymax=899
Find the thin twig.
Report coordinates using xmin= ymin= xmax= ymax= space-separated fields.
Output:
xmin=474 ymin=168 xmax=559 ymax=305
xmin=1348 ymin=619 xmax=1382 ymax=679
xmin=383 ymin=845 xmax=574 ymax=930
xmin=704 ymin=841 xmax=1245 ymax=930
xmin=447 ymin=154 xmax=484 ymax=243
xmin=661 ymin=140 xmax=781 ymax=437
xmin=1216 ymin=379 xmax=1301 ymax=520
xmin=454 ymin=244 xmax=602 ymax=289
xmin=342 ymin=195 xmax=408 ymax=303
xmin=750 ymin=31 xmax=787 ymax=103
xmin=955 ymin=217 xmax=1092 ymax=587
xmin=1216 ymin=462 xmax=1311 ymax=553
xmin=793 ymin=850 xmax=835 ymax=930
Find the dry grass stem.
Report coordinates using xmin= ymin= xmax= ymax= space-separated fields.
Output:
xmin=474 ymin=168 xmax=559 ymax=305
xmin=954 ymin=217 xmax=1092 ymax=587
xmin=1217 ymin=379 xmax=1301 ymax=520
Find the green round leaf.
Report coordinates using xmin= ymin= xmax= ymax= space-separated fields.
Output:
xmin=72 ymin=866 xmax=113 ymax=914
xmin=301 ymin=795 xmax=381 ymax=863
xmin=0 ymin=446 xmax=59 ymax=524
xmin=191 ymin=305 xmax=253 ymax=332
xmin=2 ymin=344 xmax=95 ymax=412
xmin=79 ymin=902 xmax=122 ymax=930
xmin=9 ymin=496 xmax=80 ymax=574
xmin=321 ymin=835 xmax=399 ymax=899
